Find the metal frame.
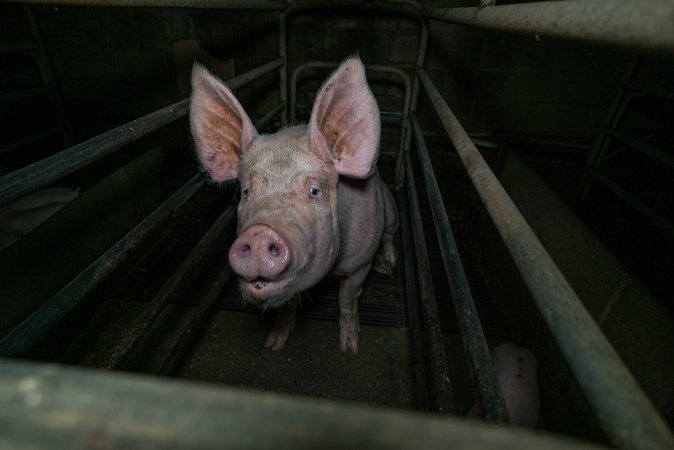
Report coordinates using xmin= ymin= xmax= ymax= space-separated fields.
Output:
xmin=1 ymin=1 xmax=673 ymax=449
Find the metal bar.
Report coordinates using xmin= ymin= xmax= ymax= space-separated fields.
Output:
xmin=404 ymin=156 xmax=455 ymax=414
xmin=605 ymin=128 xmax=674 ymax=170
xmin=0 ymin=87 xmax=50 ymax=104
xmin=591 ymin=171 xmax=674 ymax=240
xmin=287 ymin=0 xmax=422 ymax=18
xmin=106 ymin=203 xmax=237 ymax=369
xmin=0 ymin=359 xmax=608 ymax=450
xmin=0 ymin=127 xmax=61 ymax=154
xmin=0 ymin=58 xmax=283 ymax=209
xmin=425 ymin=1 xmax=674 ymax=55
xmin=410 ymin=115 xmax=509 ymax=424
xmin=24 ymin=5 xmax=74 ymax=146
xmin=417 ymin=67 xmax=674 ymax=450
xmin=0 ymin=175 xmax=204 ymax=357
xmin=279 ymin=12 xmax=288 ymax=126
xmin=0 ymin=42 xmax=35 ymax=53
xmin=575 ymin=57 xmax=639 ymax=205
xmin=4 ymin=0 xmax=286 ymax=9
xmin=157 ymin=266 xmax=233 ymax=375
xmin=396 ymin=190 xmax=431 ymax=410
xmin=290 ymin=62 xmax=411 ymax=124
xmin=625 ymin=82 xmax=674 ymax=102
xmin=254 ymin=102 xmax=285 ymax=132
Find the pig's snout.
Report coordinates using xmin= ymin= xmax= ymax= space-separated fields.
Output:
xmin=229 ymin=224 xmax=290 ymax=282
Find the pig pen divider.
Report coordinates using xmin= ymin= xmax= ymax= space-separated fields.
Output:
xmin=415 ymin=67 xmax=674 ymax=449
xmin=0 ymin=59 xmax=284 ymax=356
xmin=0 ymin=2 xmax=673 ymax=449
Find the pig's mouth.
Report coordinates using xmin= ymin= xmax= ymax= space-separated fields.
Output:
xmin=239 ymin=276 xmax=296 ymax=309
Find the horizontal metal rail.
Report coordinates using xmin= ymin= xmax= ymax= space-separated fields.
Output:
xmin=404 ymin=156 xmax=454 ymax=414
xmin=410 ymin=115 xmax=509 ymax=424
xmin=158 ymin=266 xmax=234 ymax=375
xmin=605 ymin=128 xmax=674 ymax=170
xmin=417 ymin=67 xmax=674 ymax=450
xmin=0 ymin=87 xmax=50 ymax=104
xmin=0 ymin=175 xmax=204 ymax=357
xmin=4 ymin=0 xmax=286 ymax=9
xmin=106 ymin=203 xmax=237 ymax=369
xmin=0 ymin=57 xmax=283 ymax=208
xmin=590 ymin=170 xmax=674 ymax=240
xmin=425 ymin=0 xmax=674 ymax=55
xmin=0 ymin=359 xmax=608 ymax=450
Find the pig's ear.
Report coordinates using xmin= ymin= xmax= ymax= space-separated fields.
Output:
xmin=190 ymin=63 xmax=257 ymax=182
xmin=309 ymin=57 xmax=380 ymax=178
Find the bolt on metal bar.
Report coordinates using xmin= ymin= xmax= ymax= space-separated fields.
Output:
xmin=158 ymin=266 xmax=234 ymax=376
xmin=397 ymin=191 xmax=431 ymax=410
xmin=0 ymin=175 xmax=204 ymax=357
xmin=417 ymin=67 xmax=674 ymax=450
xmin=410 ymin=115 xmax=509 ymax=424
xmin=106 ymin=203 xmax=237 ymax=370
xmin=5 ymin=0 xmax=286 ymax=9
xmin=0 ymin=58 xmax=283 ymax=209
xmin=404 ymin=156 xmax=455 ymax=414
xmin=425 ymin=0 xmax=674 ymax=55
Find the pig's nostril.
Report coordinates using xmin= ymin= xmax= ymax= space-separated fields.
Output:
xmin=239 ymin=244 xmax=251 ymax=257
xmin=269 ymin=244 xmax=279 ymax=257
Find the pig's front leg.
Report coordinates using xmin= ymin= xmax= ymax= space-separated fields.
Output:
xmin=338 ymin=264 xmax=370 ymax=354
xmin=265 ymin=298 xmax=299 ymax=351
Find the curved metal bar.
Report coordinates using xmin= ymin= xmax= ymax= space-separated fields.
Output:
xmin=417 ymin=67 xmax=674 ymax=450
xmin=289 ymin=61 xmax=411 ymax=123
xmin=425 ymin=0 xmax=674 ymax=55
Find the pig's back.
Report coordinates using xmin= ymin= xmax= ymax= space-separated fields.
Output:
xmin=332 ymin=171 xmax=387 ymax=275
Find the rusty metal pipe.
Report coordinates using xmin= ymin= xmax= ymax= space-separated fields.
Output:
xmin=105 ymin=203 xmax=236 ymax=370
xmin=404 ymin=156 xmax=455 ymax=414
xmin=0 ymin=58 xmax=283 ymax=208
xmin=397 ymin=191 xmax=431 ymax=410
xmin=425 ymin=0 xmax=674 ymax=55
xmin=410 ymin=115 xmax=509 ymax=424
xmin=417 ymin=67 xmax=674 ymax=450
xmin=157 ymin=266 xmax=233 ymax=375
xmin=4 ymin=0 xmax=286 ymax=9
xmin=0 ymin=175 xmax=204 ymax=357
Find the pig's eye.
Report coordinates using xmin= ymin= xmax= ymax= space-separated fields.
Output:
xmin=308 ymin=185 xmax=321 ymax=198
xmin=242 ymin=188 xmax=249 ymax=198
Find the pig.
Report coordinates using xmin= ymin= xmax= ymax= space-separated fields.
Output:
xmin=469 ymin=343 xmax=540 ymax=427
xmin=189 ymin=56 xmax=398 ymax=353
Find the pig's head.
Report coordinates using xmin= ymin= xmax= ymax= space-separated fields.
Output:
xmin=190 ymin=57 xmax=380 ymax=308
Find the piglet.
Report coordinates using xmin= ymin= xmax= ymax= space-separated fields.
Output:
xmin=469 ymin=343 xmax=540 ymax=427
xmin=189 ymin=56 xmax=398 ymax=353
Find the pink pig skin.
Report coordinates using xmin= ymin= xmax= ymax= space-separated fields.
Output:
xmin=190 ymin=57 xmax=398 ymax=353
xmin=469 ymin=343 xmax=540 ymax=427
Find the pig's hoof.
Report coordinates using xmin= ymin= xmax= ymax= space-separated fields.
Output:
xmin=373 ymin=240 xmax=397 ymax=275
xmin=339 ymin=322 xmax=360 ymax=354
xmin=265 ymin=328 xmax=292 ymax=351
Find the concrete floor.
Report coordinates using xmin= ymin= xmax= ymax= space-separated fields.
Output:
xmin=176 ymin=310 xmax=415 ymax=409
